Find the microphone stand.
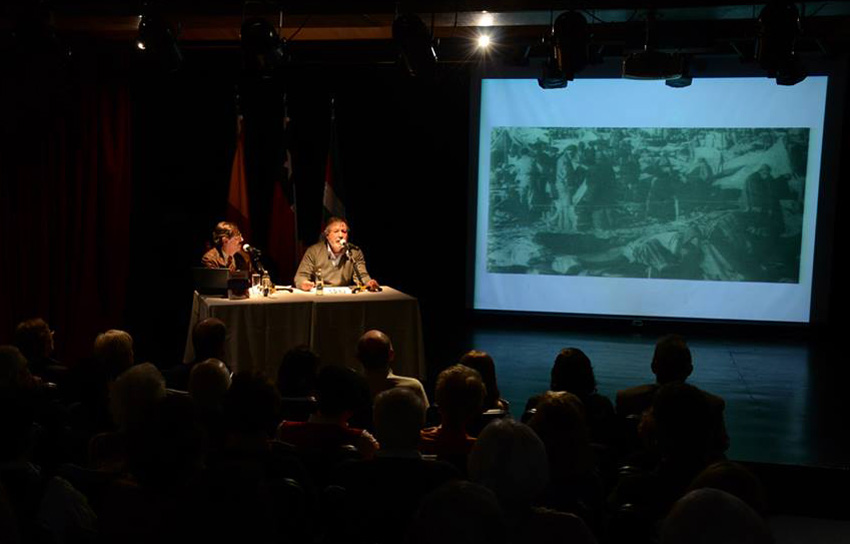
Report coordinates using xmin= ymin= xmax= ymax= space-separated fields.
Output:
xmin=346 ymin=246 xmax=367 ymax=294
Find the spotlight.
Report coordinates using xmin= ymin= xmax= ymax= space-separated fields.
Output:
xmin=538 ymin=11 xmax=590 ymax=90
xmin=241 ymin=17 xmax=287 ymax=80
xmin=136 ymin=11 xmax=182 ymax=72
xmin=477 ymin=34 xmax=491 ymax=49
xmin=623 ymin=11 xmax=683 ymax=80
xmin=756 ymin=0 xmax=806 ymax=85
xmin=392 ymin=13 xmax=437 ymax=78
xmin=478 ymin=11 xmax=494 ymax=27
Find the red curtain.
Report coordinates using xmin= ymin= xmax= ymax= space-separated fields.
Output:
xmin=0 ymin=60 xmax=132 ymax=364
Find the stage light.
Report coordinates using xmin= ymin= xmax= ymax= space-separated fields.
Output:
xmin=756 ymin=0 xmax=806 ymax=85
xmin=392 ymin=12 xmax=437 ymax=78
xmin=136 ymin=10 xmax=182 ymax=72
xmin=538 ymin=10 xmax=591 ymax=90
xmin=241 ymin=17 xmax=287 ymax=80
xmin=477 ymin=34 xmax=491 ymax=49
xmin=478 ymin=11 xmax=494 ymax=27
xmin=622 ymin=12 xmax=683 ymax=80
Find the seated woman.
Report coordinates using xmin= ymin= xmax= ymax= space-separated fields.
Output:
xmin=459 ymin=350 xmax=510 ymax=436
xmin=525 ymin=348 xmax=616 ymax=450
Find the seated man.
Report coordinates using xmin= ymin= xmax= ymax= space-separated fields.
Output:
xmin=357 ymin=330 xmax=428 ymax=407
xmin=419 ymin=365 xmax=485 ymax=473
xmin=201 ymin=221 xmax=253 ymax=273
xmin=277 ymin=365 xmax=378 ymax=460
xmin=13 ymin=318 xmax=65 ymax=384
xmin=328 ymin=388 xmax=459 ymax=544
xmin=294 ymin=216 xmax=379 ymax=291
xmin=617 ymin=334 xmax=702 ymax=418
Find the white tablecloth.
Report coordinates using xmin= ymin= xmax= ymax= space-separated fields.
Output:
xmin=184 ymin=287 xmax=426 ymax=379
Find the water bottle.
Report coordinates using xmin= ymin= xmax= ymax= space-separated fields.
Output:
xmin=261 ymin=271 xmax=271 ymax=297
xmin=316 ymin=268 xmax=324 ymax=296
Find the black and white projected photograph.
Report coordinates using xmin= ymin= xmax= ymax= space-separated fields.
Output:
xmin=487 ymin=126 xmax=810 ymax=284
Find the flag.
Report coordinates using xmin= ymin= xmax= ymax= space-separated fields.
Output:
xmin=267 ymin=96 xmax=299 ymax=281
xmin=322 ymin=101 xmax=345 ymax=222
xmin=226 ymin=114 xmax=252 ymax=240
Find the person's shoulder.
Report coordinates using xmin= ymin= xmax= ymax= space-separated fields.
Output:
xmin=201 ymin=247 xmax=220 ymax=266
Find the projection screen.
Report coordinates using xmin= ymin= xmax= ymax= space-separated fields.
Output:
xmin=473 ymin=76 xmax=829 ymax=323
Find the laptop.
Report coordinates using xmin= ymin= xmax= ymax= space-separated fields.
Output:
xmin=192 ymin=267 xmax=230 ymax=296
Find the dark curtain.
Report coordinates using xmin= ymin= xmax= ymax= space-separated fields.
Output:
xmin=0 ymin=47 xmax=132 ymax=364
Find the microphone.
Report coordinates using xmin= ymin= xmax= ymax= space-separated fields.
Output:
xmin=339 ymin=240 xmax=360 ymax=251
xmin=243 ymin=243 xmax=262 ymax=256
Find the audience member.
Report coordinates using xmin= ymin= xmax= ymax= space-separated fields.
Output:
xmin=108 ymin=363 xmax=167 ymax=434
xmin=419 ymin=365 xmax=485 ymax=472
xmin=609 ymin=382 xmax=729 ymax=540
xmin=189 ymin=358 xmax=231 ymax=412
xmin=276 ymin=345 xmax=320 ymax=422
xmin=616 ymin=334 xmax=694 ymax=418
xmin=277 ymin=365 xmax=378 ymax=459
xmin=13 ymin=318 xmax=65 ymax=384
xmin=329 ymin=388 xmax=459 ymax=544
xmin=527 ymin=347 xmax=617 ymax=448
xmin=407 ymin=481 xmax=507 ymax=544
xmin=467 ymin=419 xmax=597 ymax=544
xmin=358 ymin=330 xmax=429 ymax=407
xmin=527 ymin=391 xmax=605 ymax=536
xmin=688 ymin=461 xmax=767 ymax=516
xmin=93 ymin=330 xmax=135 ymax=381
xmin=661 ymin=488 xmax=774 ymax=544
xmin=165 ymin=317 xmax=227 ymax=391
xmin=459 ymin=350 xmax=508 ymax=411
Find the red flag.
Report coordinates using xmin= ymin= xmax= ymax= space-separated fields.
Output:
xmin=322 ymin=102 xmax=345 ymax=222
xmin=226 ymin=114 xmax=251 ymax=240
xmin=267 ymin=103 xmax=299 ymax=282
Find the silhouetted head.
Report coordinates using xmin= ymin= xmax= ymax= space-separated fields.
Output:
xmin=662 ymin=488 xmax=773 ymax=544
xmin=468 ymin=419 xmax=548 ymax=509
xmin=435 ymin=365 xmax=486 ymax=427
xmin=189 ymin=358 xmax=231 ymax=412
xmin=374 ymin=387 xmax=425 ymax=450
xmin=276 ymin=345 xmax=319 ymax=397
xmin=357 ymin=330 xmax=394 ymax=373
xmin=94 ymin=329 xmax=134 ymax=380
xmin=651 ymin=334 xmax=693 ymax=384
xmin=314 ymin=365 xmax=371 ymax=419
xmin=14 ymin=318 xmax=53 ymax=363
xmin=550 ymin=347 xmax=596 ymax=398
xmin=459 ymin=350 xmax=501 ymax=410
xmin=192 ymin=318 xmax=227 ymax=363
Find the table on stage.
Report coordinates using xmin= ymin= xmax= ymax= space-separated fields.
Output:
xmin=184 ymin=286 xmax=426 ymax=379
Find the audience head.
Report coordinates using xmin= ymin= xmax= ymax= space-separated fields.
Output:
xmin=651 ymin=334 xmax=693 ymax=384
xmin=648 ymin=382 xmax=726 ymax=462
xmin=689 ymin=461 xmax=767 ymax=516
xmin=373 ymin=387 xmax=425 ymax=451
xmin=435 ymin=365 xmax=486 ymax=427
xmin=109 ymin=363 xmax=167 ymax=433
xmin=93 ymin=329 xmax=134 ymax=380
xmin=314 ymin=364 xmax=371 ymax=419
xmin=661 ymin=488 xmax=773 ymax=544
xmin=13 ymin=318 xmax=53 ymax=363
xmin=468 ymin=419 xmax=549 ymax=509
xmin=225 ymin=372 xmax=281 ymax=437
xmin=189 ymin=358 xmax=231 ymax=412
xmin=192 ymin=318 xmax=227 ymax=363
xmin=550 ymin=347 xmax=597 ymax=398
xmin=276 ymin=345 xmax=319 ymax=397
xmin=408 ymin=481 xmax=506 ymax=544
xmin=459 ymin=350 xmax=501 ymax=410
xmin=527 ymin=391 xmax=593 ymax=478
xmin=356 ymin=330 xmax=394 ymax=373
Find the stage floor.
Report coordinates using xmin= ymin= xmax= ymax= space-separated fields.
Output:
xmin=465 ymin=326 xmax=849 ymax=469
